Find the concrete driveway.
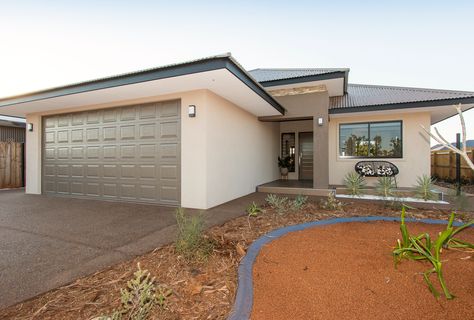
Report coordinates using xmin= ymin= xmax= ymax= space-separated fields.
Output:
xmin=0 ymin=189 xmax=179 ymax=308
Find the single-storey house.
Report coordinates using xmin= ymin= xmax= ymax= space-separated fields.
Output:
xmin=0 ymin=54 xmax=473 ymax=209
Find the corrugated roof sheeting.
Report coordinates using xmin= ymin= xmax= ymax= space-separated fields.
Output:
xmin=330 ymin=84 xmax=474 ymax=110
xmin=248 ymin=68 xmax=349 ymax=82
xmin=0 ymin=126 xmax=25 ymax=143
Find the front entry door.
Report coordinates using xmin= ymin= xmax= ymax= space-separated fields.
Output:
xmin=298 ymin=132 xmax=313 ymax=180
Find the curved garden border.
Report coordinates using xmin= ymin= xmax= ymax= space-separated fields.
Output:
xmin=227 ymin=216 xmax=464 ymax=320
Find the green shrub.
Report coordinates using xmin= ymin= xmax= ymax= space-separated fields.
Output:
xmin=320 ymin=192 xmax=343 ymax=211
xmin=344 ymin=172 xmax=366 ymax=196
xmin=246 ymin=201 xmax=262 ymax=217
xmin=376 ymin=176 xmax=396 ymax=198
xmin=175 ymin=208 xmax=213 ymax=262
xmin=96 ymin=264 xmax=171 ymax=320
xmin=414 ymin=175 xmax=436 ymax=201
xmin=291 ymin=194 xmax=308 ymax=210
xmin=393 ymin=208 xmax=473 ymax=299
xmin=265 ymin=194 xmax=289 ymax=215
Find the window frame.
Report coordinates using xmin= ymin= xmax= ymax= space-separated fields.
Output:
xmin=338 ymin=120 xmax=403 ymax=159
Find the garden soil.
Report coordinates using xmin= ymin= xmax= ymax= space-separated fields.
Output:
xmin=252 ymin=221 xmax=474 ymax=320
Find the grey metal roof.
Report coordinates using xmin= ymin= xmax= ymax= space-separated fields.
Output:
xmin=248 ymin=68 xmax=349 ymax=83
xmin=0 ymin=53 xmax=285 ymax=115
xmin=329 ymin=83 xmax=474 ymax=112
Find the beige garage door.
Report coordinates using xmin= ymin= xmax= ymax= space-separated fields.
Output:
xmin=42 ymin=100 xmax=180 ymax=205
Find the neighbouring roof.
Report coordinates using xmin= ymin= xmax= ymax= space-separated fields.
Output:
xmin=0 ymin=115 xmax=26 ymax=128
xmin=248 ymin=68 xmax=349 ymax=83
xmin=0 ymin=53 xmax=285 ymax=115
xmin=329 ymin=83 xmax=474 ymax=114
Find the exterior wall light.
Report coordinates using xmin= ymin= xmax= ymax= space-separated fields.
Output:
xmin=188 ymin=105 xmax=196 ymax=118
xmin=27 ymin=123 xmax=33 ymax=132
xmin=318 ymin=117 xmax=324 ymax=126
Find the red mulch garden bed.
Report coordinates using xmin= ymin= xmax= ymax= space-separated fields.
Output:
xmin=252 ymin=221 xmax=474 ymax=320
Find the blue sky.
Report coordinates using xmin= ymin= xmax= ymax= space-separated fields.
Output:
xmin=1 ymin=0 xmax=473 ymax=142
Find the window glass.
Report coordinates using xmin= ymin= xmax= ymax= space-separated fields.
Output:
xmin=369 ymin=122 xmax=402 ymax=157
xmin=339 ymin=123 xmax=369 ymax=157
xmin=281 ymin=133 xmax=296 ymax=172
xmin=339 ymin=121 xmax=402 ymax=158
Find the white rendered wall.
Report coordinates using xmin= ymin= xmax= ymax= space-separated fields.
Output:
xmin=205 ymin=91 xmax=280 ymax=208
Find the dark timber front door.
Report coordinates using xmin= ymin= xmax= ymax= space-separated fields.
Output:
xmin=298 ymin=132 xmax=313 ymax=180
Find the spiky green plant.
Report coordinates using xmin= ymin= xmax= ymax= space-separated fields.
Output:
xmin=393 ymin=208 xmax=473 ymax=299
xmin=344 ymin=172 xmax=366 ymax=196
xmin=97 ymin=264 xmax=172 ymax=320
xmin=414 ymin=175 xmax=436 ymax=201
xmin=376 ymin=176 xmax=396 ymax=198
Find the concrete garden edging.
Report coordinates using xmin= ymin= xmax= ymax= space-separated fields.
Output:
xmin=227 ymin=216 xmax=464 ymax=320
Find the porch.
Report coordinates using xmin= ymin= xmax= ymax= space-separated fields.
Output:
xmin=257 ymin=180 xmax=334 ymax=196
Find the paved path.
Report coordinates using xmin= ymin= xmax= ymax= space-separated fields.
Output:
xmin=0 ymin=189 xmax=265 ymax=308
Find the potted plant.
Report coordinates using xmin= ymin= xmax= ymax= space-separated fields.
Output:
xmin=278 ymin=156 xmax=292 ymax=177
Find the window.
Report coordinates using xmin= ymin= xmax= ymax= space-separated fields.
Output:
xmin=339 ymin=121 xmax=402 ymax=158
xmin=281 ymin=133 xmax=296 ymax=172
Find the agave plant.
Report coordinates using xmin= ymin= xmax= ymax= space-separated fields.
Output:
xmin=414 ymin=175 xmax=436 ymax=201
xmin=376 ymin=176 xmax=396 ymax=198
xmin=344 ymin=172 xmax=366 ymax=196
xmin=393 ymin=207 xmax=474 ymax=299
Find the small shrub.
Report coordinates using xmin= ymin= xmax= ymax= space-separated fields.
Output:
xmin=246 ymin=201 xmax=262 ymax=217
xmin=376 ymin=176 xmax=396 ymax=198
xmin=246 ymin=202 xmax=262 ymax=229
xmin=265 ymin=194 xmax=289 ymax=214
xmin=175 ymin=208 xmax=213 ymax=262
xmin=414 ymin=175 xmax=436 ymax=201
xmin=291 ymin=194 xmax=308 ymax=210
xmin=320 ymin=192 xmax=343 ymax=211
xmin=344 ymin=172 xmax=366 ymax=196
xmin=96 ymin=263 xmax=171 ymax=320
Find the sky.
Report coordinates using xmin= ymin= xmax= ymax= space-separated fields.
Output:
xmin=0 ymin=0 xmax=473 ymax=143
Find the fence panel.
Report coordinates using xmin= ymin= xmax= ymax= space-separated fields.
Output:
xmin=0 ymin=142 xmax=24 ymax=189
xmin=431 ymin=149 xmax=474 ymax=182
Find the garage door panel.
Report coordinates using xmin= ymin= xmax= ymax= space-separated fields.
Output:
xmin=160 ymin=101 xmax=179 ymax=117
xmin=103 ymin=145 xmax=117 ymax=159
xmin=103 ymin=183 xmax=118 ymax=198
xmin=71 ymin=182 xmax=84 ymax=195
xmin=86 ymin=183 xmax=100 ymax=196
xmin=120 ymin=145 xmax=136 ymax=159
xmin=43 ymin=100 xmax=180 ymax=205
xmin=160 ymin=143 xmax=178 ymax=160
xmin=160 ymin=122 xmax=179 ymax=139
xmin=161 ymin=184 xmax=179 ymax=203
xmin=86 ymin=146 xmax=100 ymax=159
xmin=139 ymin=104 xmax=157 ymax=119
xmin=103 ymin=127 xmax=117 ymax=141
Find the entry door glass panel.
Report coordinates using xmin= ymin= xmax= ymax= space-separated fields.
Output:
xmin=299 ymin=132 xmax=313 ymax=180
